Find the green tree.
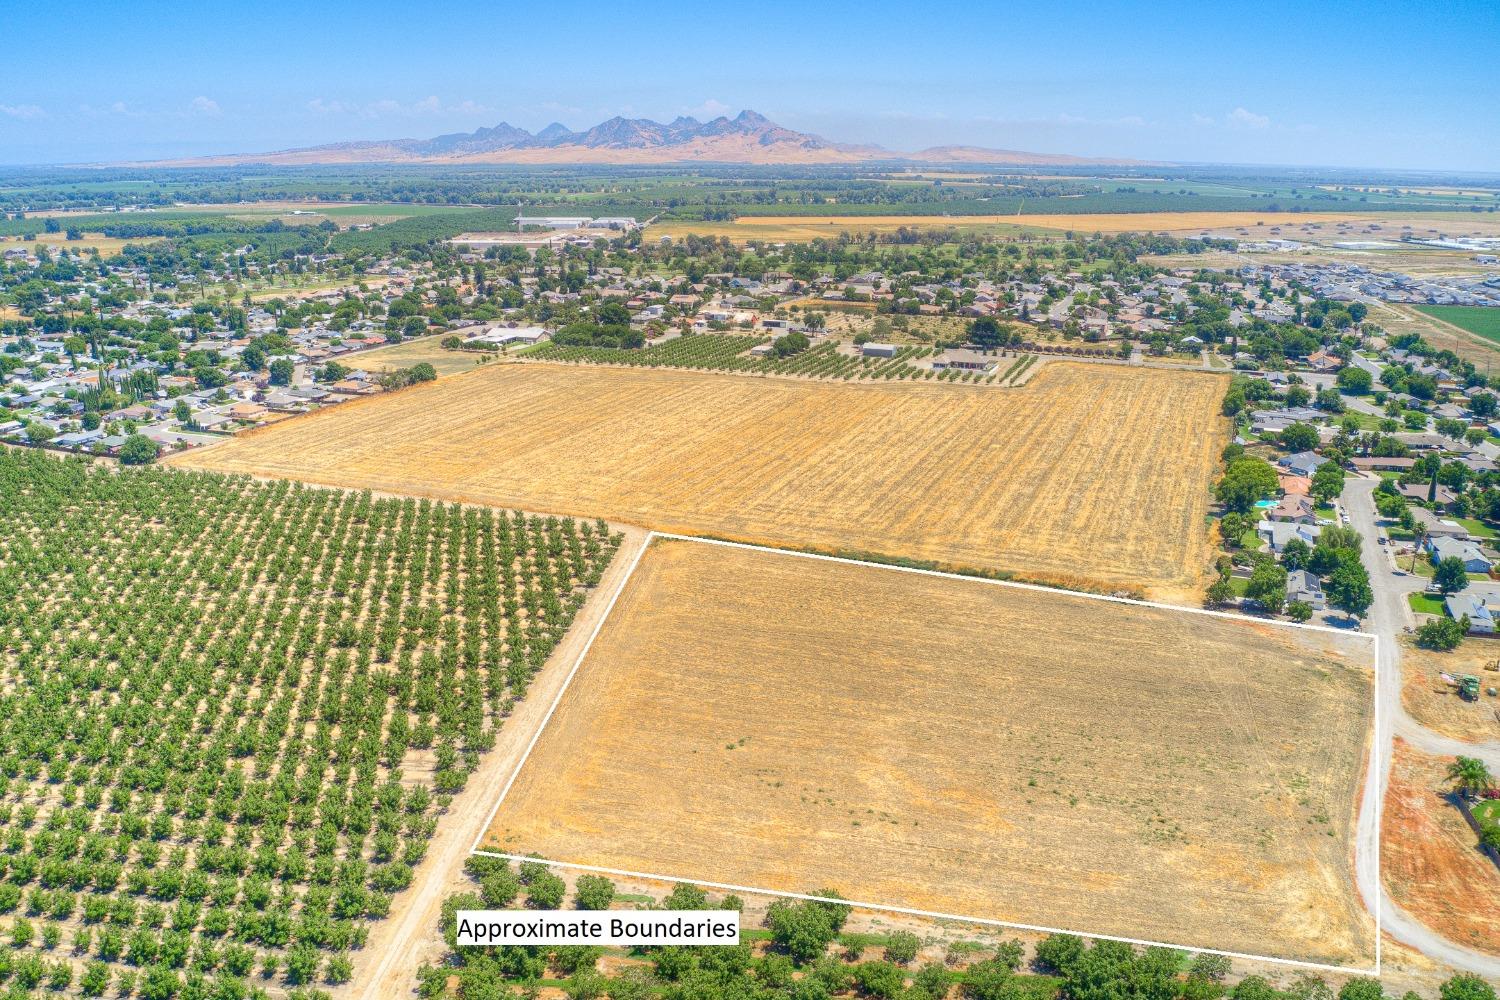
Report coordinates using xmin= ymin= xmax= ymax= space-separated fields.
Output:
xmin=1440 ymin=975 xmax=1497 ymax=1000
xmin=1434 ymin=556 xmax=1469 ymax=595
xmin=1246 ymin=562 xmax=1288 ymax=615
xmin=573 ymin=874 xmax=615 ymax=911
xmin=1326 ymin=560 xmax=1373 ymax=619
xmin=1311 ymin=461 xmax=1345 ymax=504
xmin=268 ymin=358 xmax=294 ymax=386
xmin=1339 ymin=979 xmax=1385 ymax=1000
xmin=1335 ymin=367 xmax=1373 ymax=394
xmin=853 ymin=961 xmax=906 ymax=999
xmin=1444 ymin=756 xmax=1494 ymax=800
xmin=884 ymin=930 xmax=920 ymax=966
xmin=1415 ymin=616 xmax=1466 ymax=651
xmin=1215 ymin=456 xmax=1279 ymax=513
xmin=766 ymin=898 xmax=839 ymax=964
xmin=1286 ymin=600 xmax=1314 ymax=623
xmin=118 ymin=434 xmax=159 ymax=466
xmin=969 ymin=316 xmax=1004 ymax=352
xmin=1280 ymin=422 xmax=1320 ymax=452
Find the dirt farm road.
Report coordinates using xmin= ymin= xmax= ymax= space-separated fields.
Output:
xmin=346 ymin=526 xmax=651 ymax=1000
xmin=1344 ymin=478 xmax=1500 ymax=979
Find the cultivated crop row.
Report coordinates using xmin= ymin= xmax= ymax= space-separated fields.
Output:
xmin=523 ymin=335 xmax=1009 ymax=383
xmin=0 ymin=449 xmax=618 ymax=997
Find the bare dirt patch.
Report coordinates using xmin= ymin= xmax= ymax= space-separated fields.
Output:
xmin=1400 ymin=640 xmax=1500 ymax=743
xmin=168 ymin=361 xmax=1229 ymax=599
xmin=483 ymin=538 xmax=1376 ymax=968
xmin=1381 ymin=739 xmax=1500 ymax=958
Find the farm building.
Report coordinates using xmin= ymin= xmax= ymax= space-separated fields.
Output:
xmin=516 ymin=216 xmax=593 ymax=230
xmin=470 ymin=326 xmax=547 ymax=346
xmin=932 ymin=349 xmax=998 ymax=374
xmin=861 ymin=343 xmax=898 ymax=358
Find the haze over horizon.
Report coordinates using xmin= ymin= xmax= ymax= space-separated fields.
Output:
xmin=2 ymin=0 xmax=1497 ymax=171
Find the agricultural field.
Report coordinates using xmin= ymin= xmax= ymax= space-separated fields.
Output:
xmin=521 ymin=337 xmax=1014 ymax=382
xmin=650 ymin=211 xmax=1370 ymax=243
xmin=0 ymin=447 xmax=619 ymax=995
xmin=1415 ymin=305 xmax=1500 ymax=344
xmin=483 ymin=537 xmax=1377 ymax=969
xmin=170 ymin=361 xmax=1231 ymax=598
xmin=1371 ymin=303 xmax=1500 ymax=368
xmin=1381 ymin=740 xmax=1500 ymax=958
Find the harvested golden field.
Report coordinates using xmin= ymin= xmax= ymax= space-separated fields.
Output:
xmin=169 ymin=361 xmax=1229 ymax=598
xmin=484 ymin=538 xmax=1377 ymax=968
xmin=650 ymin=211 xmax=1368 ymax=242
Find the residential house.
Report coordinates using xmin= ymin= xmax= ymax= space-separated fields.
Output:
xmin=1286 ymin=570 xmax=1326 ymax=610
xmin=1257 ymin=520 xmax=1322 ymax=553
xmin=1266 ymin=495 xmax=1318 ymax=524
xmin=1278 ymin=451 xmax=1328 ymax=478
xmin=1445 ymin=593 xmax=1496 ymax=635
xmin=1426 ymin=535 xmax=1494 ymax=574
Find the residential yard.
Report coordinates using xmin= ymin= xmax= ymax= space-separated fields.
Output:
xmin=1408 ymin=592 xmax=1448 ymax=616
xmin=484 ymin=537 xmax=1377 ymax=969
xmin=170 ymin=361 xmax=1231 ymax=600
xmin=346 ymin=334 xmax=503 ymax=377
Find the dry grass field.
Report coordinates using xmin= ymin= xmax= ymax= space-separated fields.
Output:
xmin=650 ymin=211 xmax=1369 ymax=243
xmin=345 ymin=334 xmax=498 ymax=377
xmin=169 ymin=361 xmax=1230 ymax=598
xmin=1382 ymin=740 xmax=1500 ymax=958
xmin=484 ymin=538 xmax=1377 ymax=968
xmin=1399 ymin=640 xmax=1500 ymax=742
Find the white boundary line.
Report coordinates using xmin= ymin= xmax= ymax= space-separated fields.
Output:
xmin=470 ymin=850 xmax=1372 ymax=977
xmin=468 ymin=532 xmax=654 ymax=854
xmin=472 ymin=530 xmax=1382 ymax=976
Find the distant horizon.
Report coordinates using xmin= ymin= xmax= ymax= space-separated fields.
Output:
xmin=1 ymin=0 xmax=1497 ymax=171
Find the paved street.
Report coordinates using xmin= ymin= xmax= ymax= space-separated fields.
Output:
xmin=1340 ymin=476 xmax=1500 ymax=978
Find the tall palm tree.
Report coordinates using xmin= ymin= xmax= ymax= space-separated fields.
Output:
xmin=1410 ymin=522 xmax=1428 ymax=573
xmin=1446 ymin=756 xmax=1494 ymax=801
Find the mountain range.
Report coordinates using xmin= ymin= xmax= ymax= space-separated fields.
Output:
xmin=151 ymin=110 xmax=1140 ymax=167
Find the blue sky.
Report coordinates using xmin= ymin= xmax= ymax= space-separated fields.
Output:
xmin=2 ymin=0 xmax=1497 ymax=171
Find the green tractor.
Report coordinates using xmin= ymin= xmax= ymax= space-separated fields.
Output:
xmin=1458 ymin=674 xmax=1481 ymax=701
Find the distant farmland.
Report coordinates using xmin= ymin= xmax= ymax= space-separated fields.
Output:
xmin=1414 ymin=304 xmax=1500 ymax=343
xmin=649 ymin=211 xmax=1371 ymax=243
xmin=170 ymin=362 xmax=1230 ymax=599
xmin=485 ymin=537 xmax=1377 ymax=969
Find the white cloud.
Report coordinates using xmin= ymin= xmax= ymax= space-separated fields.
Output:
xmin=189 ymin=96 xmax=222 ymax=117
xmin=0 ymin=103 xmax=45 ymax=120
xmin=1190 ymin=113 xmax=1216 ymax=127
xmin=1227 ymin=106 xmax=1270 ymax=129
xmin=692 ymin=99 xmax=731 ymax=118
xmin=311 ymin=95 xmax=493 ymax=120
xmin=306 ymin=97 xmax=350 ymax=115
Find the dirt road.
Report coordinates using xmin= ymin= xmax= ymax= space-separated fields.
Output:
xmin=345 ymin=526 xmax=650 ymax=1000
